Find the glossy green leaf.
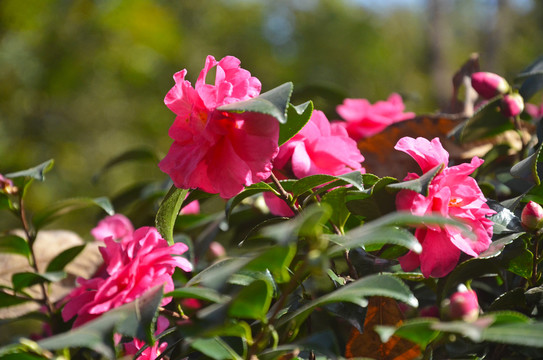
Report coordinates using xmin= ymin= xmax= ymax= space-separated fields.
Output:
xmin=346 ymin=177 xmax=398 ymax=220
xmin=45 ymin=245 xmax=86 ymax=272
xmin=0 ymin=235 xmax=31 ymax=260
xmin=38 ymin=286 xmax=163 ymax=358
xmin=503 ymin=245 xmax=533 ymax=279
xmin=91 ymin=147 xmax=159 ymax=183
xmin=217 ymin=82 xmax=293 ymax=124
xmin=484 ymin=320 xmax=543 ymax=347
xmin=487 ymin=200 xmax=523 ymax=234
xmin=387 ymin=164 xmax=444 ymax=196
xmin=186 ymin=257 xmax=253 ymax=290
xmin=277 ymin=274 xmax=417 ymax=329
xmin=518 ymin=56 xmax=543 ymax=101
xmin=166 ymin=287 xmax=230 ymax=304
xmin=190 ymin=337 xmax=243 ymax=360
xmin=225 ymin=182 xmax=276 ymax=220
xmin=155 ymin=186 xmax=189 ymax=245
xmin=245 ymin=244 xmax=296 ymax=283
xmin=12 ymin=271 xmax=66 ymax=292
xmin=5 ymin=159 xmax=54 ymax=182
xmin=201 ymin=321 xmax=254 ymax=345
xmin=0 ymin=290 xmax=32 ymax=309
xmin=321 ymin=187 xmax=350 ymax=229
xmin=229 ymin=279 xmax=272 ymax=320
xmin=278 ymin=101 xmax=313 ymax=145
xmin=292 ymin=174 xmax=338 ymax=197
xmin=511 ymin=143 xmax=543 ymax=185
xmin=376 ymin=318 xmax=440 ymax=349
xmin=33 ymin=197 xmax=114 ymax=229
xmin=478 ymin=232 xmax=523 ymax=259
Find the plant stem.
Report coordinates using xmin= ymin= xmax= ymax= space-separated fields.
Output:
xmin=532 ymin=233 xmax=541 ymax=286
xmin=269 ymin=172 xmax=300 ymax=215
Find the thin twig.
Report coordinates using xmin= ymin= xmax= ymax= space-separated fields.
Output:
xmin=269 ymin=172 xmax=300 ymax=215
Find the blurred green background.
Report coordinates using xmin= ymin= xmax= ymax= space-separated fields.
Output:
xmin=1 ymin=0 xmax=542 ymax=232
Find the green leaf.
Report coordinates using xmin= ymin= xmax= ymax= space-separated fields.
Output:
xmin=278 ymin=101 xmax=313 ymax=145
xmin=451 ymin=96 xmax=514 ymax=143
xmin=33 ymin=197 xmax=114 ymax=229
xmin=321 ymin=187 xmax=350 ymax=229
xmin=346 ymin=177 xmax=398 ymax=220
xmin=11 ymin=271 xmax=66 ymax=292
xmin=0 ymin=235 xmax=31 ymax=260
xmin=45 ymin=245 xmax=86 ymax=272
xmin=376 ymin=318 xmax=440 ymax=349
xmin=517 ymin=56 xmax=543 ymax=101
xmin=190 ymin=337 xmax=243 ymax=360
xmin=186 ymin=257 xmax=253 ymax=290
xmin=503 ymin=245 xmax=533 ymax=279
xmin=217 ymin=82 xmax=293 ymax=124
xmin=277 ymin=274 xmax=417 ymax=330
xmin=5 ymin=159 xmax=54 ymax=182
xmin=37 ymin=285 xmax=163 ymax=358
xmin=387 ymin=164 xmax=444 ymax=196
xmin=92 ymin=147 xmax=159 ymax=183
xmin=292 ymin=174 xmax=338 ymax=197
xmin=245 ymin=244 xmax=296 ymax=283
xmin=0 ymin=290 xmax=32 ymax=309
xmin=478 ymin=232 xmax=523 ymax=259
xmin=166 ymin=287 xmax=230 ymax=304
xmin=484 ymin=320 xmax=543 ymax=347
xmin=225 ymin=182 xmax=276 ymax=220
xmin=229 ymin=279 xmax=273 ymax=320
xmin=511 ymin=143 xmax=543 ymax=185
xmin=155 ymin=186 xmax=189 ymax=245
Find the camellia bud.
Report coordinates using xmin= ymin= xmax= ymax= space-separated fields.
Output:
xmin=501 ymin=93 xmax=524 ymax=117
xmin=447 ymin=284 xmax=479 ymax=322
xmin=521 ymin=200 xmax=543 ymax=231
xmin=0 ymin=174 xmax=17 ymax=195
xmin=471 ymin=72 xmax=510 ymax=99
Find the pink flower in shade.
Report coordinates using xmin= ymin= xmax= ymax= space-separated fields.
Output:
xmin=180 ymin=198 xmax=200 ymax=215
xmin=158 ymin=55 xmax=280 ymax=199
xmin=124 ymin=316 xmax=170 ymax=360
xmin=447 ymin=285 xmax=479 ymax=322
xmin=62 ymin=227 xmax=192 ymax=327
xmin=395 ymin=137 xmax=495 ymax=278
xmin=335 ymin=93 xmax=415 ymax=140
xmin=265 ymin=110 xmax=364 ymax=216
xmin=501 ymin=93 xmax=524 ymax=117
xmin=526 ymin=98 xmax=543 ymax=120
xmin=91 ymin=214 xmax=134 ymax=242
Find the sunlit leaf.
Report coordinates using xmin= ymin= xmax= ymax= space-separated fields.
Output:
xmin=6 ymin=160 xmax=54 ymax=182
xmin=155 ymin=186 xmax=188 ymax=245
xmin=166 ymin=287 xmax=230 ymax=304
xmin=0 ymin=235 xmax=31 ymax=260
xmin=245 ymin=244 xmax=296 ymax=283
xmin=278 ymin=101 xmax=313 ymax=145
xmin=387 ymin=164 xmax=443 ymax=196
xmin=189 ymin=337 xmax=243 ymax=360
xmin=0 ymin=290 xmax=32 ymax=309
xmin=12 ymin=271 xmax=66 ymax=292
xmin=229 ymin=279 xmax=273 ymax=320
xmin=45 ymin=245 xmax=86 ymax=272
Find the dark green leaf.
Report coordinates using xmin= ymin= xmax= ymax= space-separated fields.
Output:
xmin=190 ymin=337 xmax=242 ymax=360
xmin=0 ymin=290 xmax=32 ymax=309
xmin=92 ymin=147 xmax=159 ymax=183
xmin=503 ymin=246 xmax=533 ymax=279
xmin=387 ymin=164 xmax=444 ymax=196
xmin=0 ymin=235 xmax=31 ymax=260
xmin=245 ymin=244 xmax=296 ymax=283
xmin=479 ymin=232 xmax=523 ymax=259
xmin=346 ymin=177 xmax=398 ymax=220
xmin=45 ymin=245 xmax=86 ymax=272
xmin=5 ymin=160 xmax=54 ymax=182
xmin=277 ymin=274 xmax=417 ymax=329
xmin=33 ymin=197 xmax=114 ymax=229
xmin=321 ymin=187 xmax=350 ymax=229
xmin=511 ymin=144 xmax=543 ymax=185
xmin=229 ymin=279 xmax=272 ymax=320
xmin=186 ymin=257 xmax=253 ymax=290
xmin=451 ymin=96 xmax=514 ymax=143
xmin=166 ymin=287 xmax=230 ymax=304
xmin=38 ymin=285 xmax=163 ymax=358
xmin=155 ymin=186 xmax=189 ymax=245
xmin=489 ymin=288 xmax=528 ymax=312
xmin=337 ymin=171 xmax=366 ymax=191
xmin=278 ymin=101 xmax=313 ymax=145
xmin=217 ymin=82 xmax=293 ymax=124
xmin=12 ymin=271 xmax=66 ymax=292
xmin=518 ymin=57 xmax=543 ymax=101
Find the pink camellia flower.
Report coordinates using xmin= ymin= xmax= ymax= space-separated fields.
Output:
xmin=471 ymin=72 xmax=510 ymax=99
xmin=335 ymin=93 xmax=415 ymax=140
xmin=62 ymin=227 xmax=192 ymax=327
xmin=159 ymin=55 xmax=279 ymax=199
xmin=91 ymin=214 xmax=134 ymax=242
xmin=501 ymin=93 xmax=524 ymax=117
xmin=447 ymin=285 xmax=479 ymax=322
xmin=124 ymin=316 xmax=170 ymax=360
xmin=521 ymin=200 xmax=543 ymax=231
xmin=526 ymin=99 xmax=543 ymax=120
xmin=265 ymin=110 xmax=364 ymax=216
xmin=180 ymin=197 xmax=200 ymax=215
xmin=395 ymin=137 xmax=495 ymax=278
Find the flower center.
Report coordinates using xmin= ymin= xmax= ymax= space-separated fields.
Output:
xmin=449 ymin=197 xmax=463 ymax=207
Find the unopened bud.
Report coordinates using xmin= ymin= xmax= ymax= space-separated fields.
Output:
xmin=446 ymin=285 xmax=479 ymax=322
xmin=501 ymin=93 xmax=524 ymax=117
xmin=471 ymin=72 xmax=510 ymax=99
xmin=0 ymin=174 xmax=17 ymax=195
xmin=521 ymin=201 xmax=543 ymax=231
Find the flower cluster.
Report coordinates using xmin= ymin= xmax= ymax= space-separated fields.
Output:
xmin=394 ymin=137 xmax=495 ymax=278
xmin=62 ymin=221 xmax=192 ymax=327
